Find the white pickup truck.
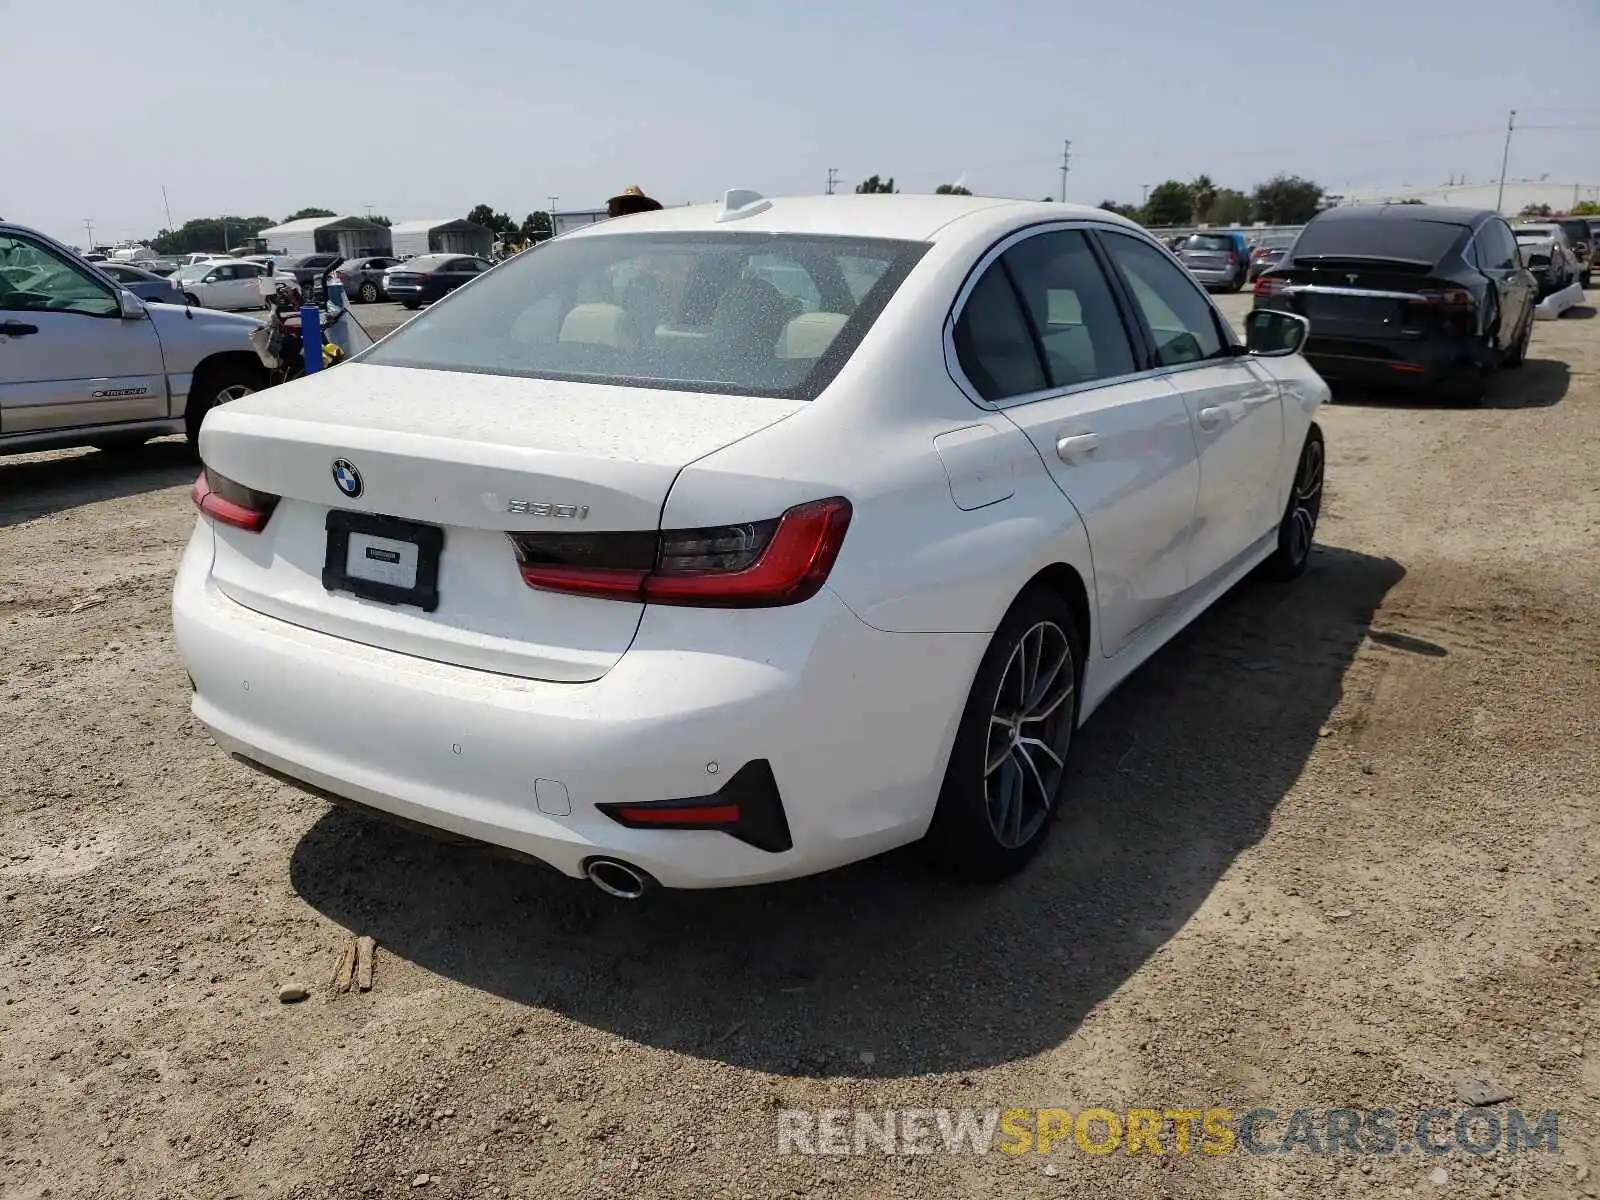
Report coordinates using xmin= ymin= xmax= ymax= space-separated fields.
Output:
xmin=0 ymin=221 xmax=268 ymax=456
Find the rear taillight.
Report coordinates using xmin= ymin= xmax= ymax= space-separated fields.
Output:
xmin=1254 ymin=276 xmax=1290 ymax=297
xmin=1409 ymin=287 xmax=1475 ymax=309
xmin=509 ymin=497 xmax=852 ymax=608
xmin=192 ymin=468 xmax=279 ymax=532
xmin=1226 ymin=251 xmax=1238 ymax=266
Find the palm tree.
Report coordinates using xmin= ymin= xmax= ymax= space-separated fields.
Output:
xmin=1188 ymin=174 xmax=1217 ymax=223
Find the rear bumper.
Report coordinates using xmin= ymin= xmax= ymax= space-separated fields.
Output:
xmin=171 ymin=524 xmax=983 ymax=888
xmin=1301 ymin=334 xmax=1481 ymax=390
xmin=1186 ymin=266 xmax=1239 ymax=287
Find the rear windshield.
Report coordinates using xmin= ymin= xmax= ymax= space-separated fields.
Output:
xmin=1291 ymin=217 xmax=1464 ymax=265
xmin=1181 ymin=234 xmax=1234 ymax=252
xmin=362 ymin=231 xmax=929 ymax=400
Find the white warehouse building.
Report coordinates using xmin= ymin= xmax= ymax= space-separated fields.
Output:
xmin=1327 ymin=179 xmax=1600 ymax=216
xmin=389 ymin=218 xmax=495 ymax=259
xmin=255 ymin=215 xmax=393 ymax=259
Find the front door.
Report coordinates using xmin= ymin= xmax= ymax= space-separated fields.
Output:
xmin=949 ymin=226 xmax=1201 ymax=657
xmin=1097 ymin=229 xmax=1285 ymax=590
xmin=0 ymin=232 xmax=167 ymax=434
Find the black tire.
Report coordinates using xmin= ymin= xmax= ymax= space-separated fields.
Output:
xmin=401 ymin=300 xmax=420 ymax=310
xmin=1582 ymin=270 xmax=1592 ymax=290
xmin=922 ymin=585 xmax=1083 ymax=881
xmin=185 ymin=360 xmax=268 ymax=453
xmin=183 ymin=292 xmax=200 ymax=307
xmin=1260 ymin=424 xmax=1324 ymax=582
xmin=358 ymin=281 xmax=379 ymax=303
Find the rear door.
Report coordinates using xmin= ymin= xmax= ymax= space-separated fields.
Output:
xmin=1477 ymin=218 xmax=1534 ymax=342
xmin=0 ymin=230 xmax=167 ymax=433
xmin=1098 ymin=228 xmax=1285 ymax=586
xmin=950 ymin=225 xmax=1200 ymax=657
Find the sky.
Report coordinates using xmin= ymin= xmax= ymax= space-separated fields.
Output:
xmin=2 ymin=0 xmax=1596 ymax=247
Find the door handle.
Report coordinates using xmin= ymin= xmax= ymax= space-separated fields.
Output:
xmin=1055 ymin=432 xmax=1099 ymax=462
xmin=1 ymin=320 xmax=40 ymax=337
xmin=1196 ymin=406 xmax=1225 ymax=431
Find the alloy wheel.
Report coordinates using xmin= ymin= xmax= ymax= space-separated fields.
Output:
xmin=1288 ymin=436 xmax=1324 ymax=565
xmin=984 ymin=620 xmax=1075 ymax=849
xmin=216 ymin=384 xmax=256 ymax=405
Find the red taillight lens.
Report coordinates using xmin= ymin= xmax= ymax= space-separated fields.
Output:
xmin=192 ymin=468 xmax=280 ymax=532
xmin=1409 ymin=287 xmax=1475 ymax=309
xmin=1226 ymin=251 xmax=1238 ymax=265
xmin=510 ymin=497 xmax=853 ymax=608
xmin=1254 ymin=275 xmax=1289 ymax=297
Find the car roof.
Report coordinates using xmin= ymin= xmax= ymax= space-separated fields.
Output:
xmin=1313 ymin=203 xmax=1494 ymax=229
xmin=559 ymin=193 xmax=1141 ymax=247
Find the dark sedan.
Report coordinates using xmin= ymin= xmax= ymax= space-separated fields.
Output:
xmin=1253 ymin=204 xmax=1537 ymax=405
xmin=334 ymin=255 xmax=399 ymax=303
xmin=277 ymin=252 xmax=345 ymax=288
xmin=382 ymin=254 xmax=493 ymax=309
xmin=95 ymin=261 xmax=183 ymax=304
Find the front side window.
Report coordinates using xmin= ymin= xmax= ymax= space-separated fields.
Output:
xmin=362 ymin=231 xmax=928 ymax=400
xmin=0 ymin=235 xmax=118 ymax=316
xmin=1098 ymin=230 xmax=1226 ymax=367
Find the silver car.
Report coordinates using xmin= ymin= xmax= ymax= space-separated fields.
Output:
xmin=1174 ymin=232 xmax=1249 ymax=291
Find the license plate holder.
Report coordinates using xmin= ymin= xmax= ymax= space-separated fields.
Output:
xmin=322 ymin=510 xmax=444 ymax=612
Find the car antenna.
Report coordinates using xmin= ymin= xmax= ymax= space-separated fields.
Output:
xmin=715 ymin=188 xmax=771 ymax=223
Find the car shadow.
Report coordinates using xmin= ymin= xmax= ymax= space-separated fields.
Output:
xmin=1330 ymin=357 xmax=1569 ymax=411
xmin=289 ymin=543 xmax=1404 ymax=1078
xmin=0 ymin=438 xmax=195 ymax=528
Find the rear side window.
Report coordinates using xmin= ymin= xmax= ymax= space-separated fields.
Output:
xmin=1478 ymin=221 xmax=1518 ymax=271
xmin=1001 ymin=230 xmax=1136 ymax=386
xmin=1098 ymin=230 xmax=1226 ymax=367
xmin=363 ymin=231 xmax=929 ymax=400
xmin=1292 ymin=217 xmax=1465 ymax=265
xmin=953 ymin=264 xmax=1048 ymax=401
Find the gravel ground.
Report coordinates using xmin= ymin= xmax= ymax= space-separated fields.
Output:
xmin=2 ymin=293 xmax=1598 ymax=1200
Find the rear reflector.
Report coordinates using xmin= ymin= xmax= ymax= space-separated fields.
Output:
xmin=510 ymin=496 xmax=852 ymax=608
xmin=597 ymin=760 xmax=792 ymax=852
xmin=192 ymin=469 xmax=280 ymax=532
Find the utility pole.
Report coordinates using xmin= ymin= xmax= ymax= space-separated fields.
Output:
xmin=547 ymin=195 xmax=558 ymax=216
xmin=161 ymin=186 xmax=174 ymax=232
xmin=1495 ymin=110 xmax=1516 ymax=214
xmin=1141 ymin=183 xmax=1150 ymax=206
xmin=83 ymin=218 xmax=94 ymax=250
xmin=1058 ymin=140 xmax=1072 ymax=203
xmin=826 ymin=167 xmax=839 ymax=196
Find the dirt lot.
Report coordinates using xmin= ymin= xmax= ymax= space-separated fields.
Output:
xmin=2 ymin=294 xmax=1598 ymax=1200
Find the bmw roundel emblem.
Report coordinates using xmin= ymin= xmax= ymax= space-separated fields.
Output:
xmin=331 ymin=458 xmax=363 ymax=499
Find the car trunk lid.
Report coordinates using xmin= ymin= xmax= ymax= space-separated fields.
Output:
xmin=198 ymin=362 xmax=805 ymax=682
xmin=1260 ymin=255 xmax=1467 ymax=341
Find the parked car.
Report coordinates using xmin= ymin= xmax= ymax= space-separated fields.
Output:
xmin=173 ymin=192 xmax=1328 ymax=895
xmin=180 ymin=252 xmax=232 ymax=267
xmin=1174 ymin=231 xmax=1250 ymax=291
xmin=335 ymin=255 xmax=400 ymax=303
xmin=1548 ymin=216 xmax=1591 ymax=288
xmin=172 ymin=259 xmax=271 ymax=311
xmin=1255 ymin=204 xmax=1536 ymax=404
xmin=0 ymin=221 xmax=268 ymax=456
xmin=277 ymin=253 xmax=345 ymax=288
xmin=381 ymin=254 xmax=493 ymax=308
xmin=1247 ymin=233 xmax=1297 ymax=282
xmin=93 ymin=261 xmax=183 ymax=305
xmin=135 ymin=259 xmax=180 ymax=277
xmin=1511 ymin=224 xmax=1580 ymax=299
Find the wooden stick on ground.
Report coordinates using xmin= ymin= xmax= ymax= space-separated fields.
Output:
xmin=355 ymin=936 xmax=375 ymax=992
xmin=332 ymin=940 xmax=357 ymax=994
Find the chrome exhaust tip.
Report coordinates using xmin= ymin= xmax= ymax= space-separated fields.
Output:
xmin=582 ymin=857 xmax=656 ymax=900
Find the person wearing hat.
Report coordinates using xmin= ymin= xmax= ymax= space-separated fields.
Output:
xmin=606 ymin=186 xmax=664 ymax=218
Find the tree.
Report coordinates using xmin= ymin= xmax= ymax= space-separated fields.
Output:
xmin=1202 ymin=188 xmax=1253 ymax=226
xmin=368 ymin=214 xmax=393 ymax=227
xmin=1251 ymin=175 xmax=1325 ymax=224
xmin=1098 ymin=199 xmax=1142 ymax=220
xmin=519 ymin=211 xmax=553 ymax=242
xmin=1572 ymin=200 xmax=1600 ymax=216
xmin=855 ymin=175 xmax=897 ymax=194
xmin=935 ymin=183 xmax=972 ymax=195
xmin=1398 ymin=199 xmax=1426 ymax=205
xmin=466 ymin=204 xmax=516 ymax=236
xmin=149 ymin=215 xmax=273 ymax=255
xmin=1188 ymin=174 xmax=1218 ymax=223
xmin=1143 ymin=180 xmax=1193 ymax=227
xmin=282 ymin=207 xmax=337 ymax=222
xmin=1518 ymin=202 xmax=1553 ymax=219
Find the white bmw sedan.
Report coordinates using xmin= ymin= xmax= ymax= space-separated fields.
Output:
xmin=173 ymin=191 xmax=1328 ymax=897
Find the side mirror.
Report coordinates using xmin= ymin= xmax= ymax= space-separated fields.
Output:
xmin=118 ymin=289 xmax=148 ymax=320
xmin=1244 ymin=308 xmax=1309 ymax=357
